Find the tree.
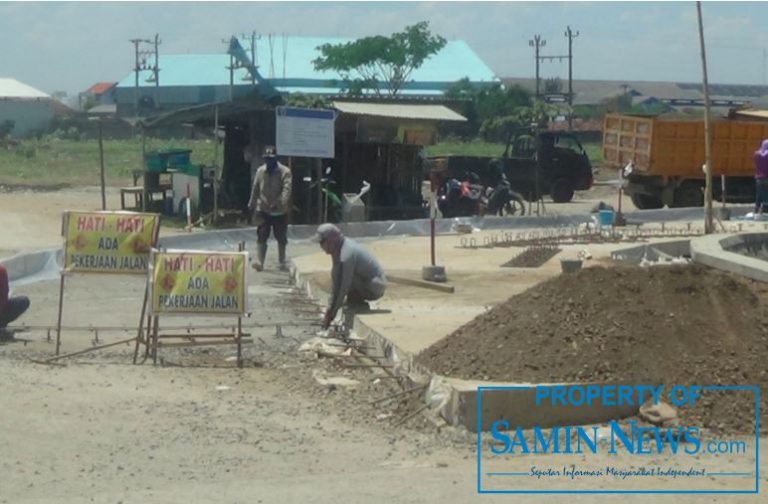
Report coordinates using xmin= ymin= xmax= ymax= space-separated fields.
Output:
xmin=285 ymin=93 xmax=329 ymax=109
xmin=313 ymin=21 xmax=447 ymax=96
xmin=480 ymin=100 xmax=567 ymax=141
xmin=443 ymin=80 xmax=536 ymax=140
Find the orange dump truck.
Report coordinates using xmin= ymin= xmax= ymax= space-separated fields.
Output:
xmin=602 ymin=113 xmax=768 ymax=209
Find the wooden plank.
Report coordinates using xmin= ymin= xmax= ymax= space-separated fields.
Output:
xmin=155 ymin=333 xmax=250 ymax=339
xmin=387 ymin=275 xmax=454 ymax=293
xmin=155 ymin=339 xmax=253 ymax=348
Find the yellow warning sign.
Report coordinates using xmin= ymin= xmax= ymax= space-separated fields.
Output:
xmin=150 ymin=250 xmax=247 ymax=315
xmin=62 ymin=211 xmax=160 ymax=275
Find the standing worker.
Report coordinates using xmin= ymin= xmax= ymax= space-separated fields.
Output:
xmin=313 ymin=223 xmax=387 ymax=330
xmin=247 ymin=145 xmax=292 ymax=271
xmin=0 ymin=264 xmax=30 ymax=338
xmin=753 ymin=139 xmax=768 ymax=214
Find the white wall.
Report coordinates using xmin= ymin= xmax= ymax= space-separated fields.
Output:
xmin=0 ymin=98 xmax=55 ymax=137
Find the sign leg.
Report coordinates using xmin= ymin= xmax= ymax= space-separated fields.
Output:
xmin=55 ymin=275 xmax=66 ymax=356
xmin=133 ymin=283 xmax=149 ymax=364
xmin=237 ymin=317 xmax=243 ymax=369
xmin=152 ymin=316 xmax=160 ymax=365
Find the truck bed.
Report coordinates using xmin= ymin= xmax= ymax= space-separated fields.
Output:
xmin=602 ymin=113 xmax=768 ymax=178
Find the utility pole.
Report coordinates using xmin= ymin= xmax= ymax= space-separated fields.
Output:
xmin=130 ymin=37 xmax=155 ymax=117
xmin=153 ymin=33 xmax=161 ymax=108
xmin=564 ymin=26 xmax=580 ymax=130
xmin=130 ymin=39 xmax=142 ymax=116
xmin=696 ymin=1 xmax=714 ymax=234
xmin=529 ymin=35 xmax=546 ymax=97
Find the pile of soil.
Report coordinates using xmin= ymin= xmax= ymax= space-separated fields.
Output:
xmin=417 ymin=265 xmax=768 ymax=434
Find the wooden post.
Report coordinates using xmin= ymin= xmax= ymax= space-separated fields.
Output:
xmin=213 ymin=105 xmax=219 ymax=225
xmin=237 ymin=240 xmax=244 ymax=368
xmin=697 ymin=1 xmax=715 ymax=234
xmin=54 ymin=275 xmax=66 ymax=356
xmin=98 ymin=118 xmax=106 ymax=210
xmin=141 ymin=128 xmax=148 ymax=212
xmin=316 ymin=159 xmax=323 ymax=224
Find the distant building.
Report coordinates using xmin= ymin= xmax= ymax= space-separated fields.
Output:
xmin=79 ymin=82 xmax=117 ymax=110
xmin=114 ymin=36 xmax=499 ymax=117
xmin=502 ymin=77 xmax=767 ymax=111
xmin=0 ymin=78 xmax=55 ymax=138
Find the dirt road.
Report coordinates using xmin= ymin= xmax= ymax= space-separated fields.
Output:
xmin=1 ymin=187 xmax=765 ymax=503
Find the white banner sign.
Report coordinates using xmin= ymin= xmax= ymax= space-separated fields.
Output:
xmin=276 ymin=106 xmax=335 ymax=158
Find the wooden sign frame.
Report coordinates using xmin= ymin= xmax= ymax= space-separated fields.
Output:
xmin=55 ymin=211 xmax=161 ymax=355
xmin=133 ymin=242 xmax=250 ymax=368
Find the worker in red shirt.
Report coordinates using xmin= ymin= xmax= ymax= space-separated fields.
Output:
xmin=0 ymin=264 xmax=30 ymax=334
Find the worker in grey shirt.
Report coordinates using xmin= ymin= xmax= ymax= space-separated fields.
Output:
xmin=313 ymin=223 xmax=386 ymax=329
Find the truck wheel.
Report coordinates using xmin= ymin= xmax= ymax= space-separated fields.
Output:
xmin=671 ymin=182 xmax=704 ymax=207
xmin=550 ymin=179 xmax=574 ymax=203
xmin=630 ymin=193 xmax=664 ymax=210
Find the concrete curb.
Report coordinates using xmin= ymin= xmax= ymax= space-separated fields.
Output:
xmin=691 ymin=232 xmax=768 ymax=283
xmin=291 ymin=262 xmax=641 ymax=432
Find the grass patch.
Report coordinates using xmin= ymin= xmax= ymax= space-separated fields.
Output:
xmin=0 ymin=137 xmax=222 ymax=187
xmin=425 ymin=139 xmax=603 ymax=165
xmin=424 ymin=140 xmax=506 ymax=158
xmin=1 ymin=136 xmax=603 ymax=187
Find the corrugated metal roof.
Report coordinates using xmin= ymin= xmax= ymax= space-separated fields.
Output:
xmin=245 ymin=37 xmax=497 ymax=83
xmin=332 ymin=101 xmax=466 ymax=121
xmin=0 ymin=78 xmax=49 ymax=98
xmin=116 ymin=37 xmax=498 ymax=92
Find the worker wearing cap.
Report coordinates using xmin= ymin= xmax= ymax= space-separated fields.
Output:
xmin=247 ymin=145 xmax=292 ymax=271
xmin=314 ymin=224 xmax=387 ymax=330
xmin=0 ymin=264 xmax=30 ymax=337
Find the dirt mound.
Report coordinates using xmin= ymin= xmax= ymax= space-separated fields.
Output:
xmin=417 ymin=265 xmax=768 ymax=434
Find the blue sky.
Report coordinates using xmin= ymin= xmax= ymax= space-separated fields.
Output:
xmin=1 ymin=1 xmax=766 ymax=96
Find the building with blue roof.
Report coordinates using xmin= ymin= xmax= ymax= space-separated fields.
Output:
xmin=115 ymin=36 xmax=499 ymax=116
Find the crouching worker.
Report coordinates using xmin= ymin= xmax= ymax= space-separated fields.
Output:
xmin=314 ymin=224 xmax=386 ymax=330
xmin=0 ymin=263 xmax=30 ymax=336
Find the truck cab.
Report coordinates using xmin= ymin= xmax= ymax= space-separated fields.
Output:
xmin=500 ymin=131 xmax=594 ymax=203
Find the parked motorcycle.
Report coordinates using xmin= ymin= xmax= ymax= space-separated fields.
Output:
xmin=437 ymin=173 xmax=526 ymax=218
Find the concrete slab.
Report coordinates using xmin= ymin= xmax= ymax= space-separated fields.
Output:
xmin=292 ymin=231 xmax=630 ymax=358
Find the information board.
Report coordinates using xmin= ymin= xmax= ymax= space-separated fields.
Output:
xmin=62 ymin=211 xmax=159 ymax=275
xmin=276 ymin=106 xmax=335 ymax=158
xmin=150 ymin=250 xmax=247 ymax=316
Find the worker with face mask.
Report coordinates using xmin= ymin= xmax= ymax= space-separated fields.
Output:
xmin=246 ymin=145 xmax=293 ymax=271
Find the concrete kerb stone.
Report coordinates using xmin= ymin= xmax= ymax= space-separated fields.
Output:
xmin=291 ymin=263 xmax=433 ymax=391
xmin=435 ymin=377 xmax=638 ymax=433
xmin=292 ymin=261 xmax=644 ymax=433
xmin=691 ymin=232 xmax=768 ymax=283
